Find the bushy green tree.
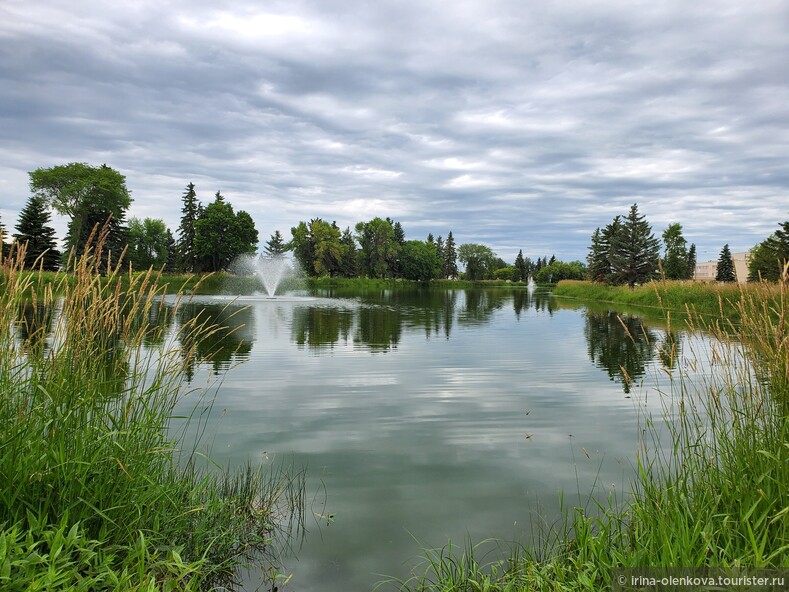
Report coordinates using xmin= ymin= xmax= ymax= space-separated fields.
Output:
xmin=339 ymin=227 xmax=358 ymax=277
xmin=458 ymin=243 xmax=497 ymax=280
xmin=608 ymin=204 xmax=661 ymax=287
xmin=12 ymin=195 xmax=60 ymax=270
xmin=715 ymin=244 xmax=736 ymax=282
xmin=289 ymin=218 xmax=345 ymax=276
xmin=127 ymin=217 xmax=170 ymax=270
xmin=536 ymin=260 xmax=586 ymax=283
xmin=194 ymin=192 xmax=258 ymax=272
xmin=748 ymin=220 xmax=789 ymax=282
xmin=355 ymin=217 xmax=399 ymax=278
xmin=29 ymin=163 xmax=131 ymax=264
xmin=661 ymin=223 xmax=689 ymax=280
xmin=400 ymin=240 xmax=441 ymax=282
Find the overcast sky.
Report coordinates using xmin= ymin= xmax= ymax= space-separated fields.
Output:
xmin=1 ymin=0 xmax=788 ymax=263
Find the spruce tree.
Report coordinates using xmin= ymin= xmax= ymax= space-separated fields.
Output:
xmin=686 ymin=243 xmax=697 ymax=280
xmin=264 ymin=230 xmax=287 ymax=256
xmin=715 ymin=244 xmax=736 ymax=282
xmin=13 ymin=195 xmax=60 ymax=270
xmin=442 ymin=232 xmax=458 ymax=279
xmin=435 ymin=236 xmax=445 ymax=276
xmin=0 ymin=214 xmax=8 ymax=258
xmin=608 ymin=204 xmax=660 ymax=287
xmin=514 ymin=249 xmax=526 ymax=282
xmin=176 ymin=182 xmax=200 ymax=272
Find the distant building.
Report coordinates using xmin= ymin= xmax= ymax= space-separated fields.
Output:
xmin=694 ymin=252 xmax=750 ymax=283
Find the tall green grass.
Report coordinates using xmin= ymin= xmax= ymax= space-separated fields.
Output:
xmin=552 ymin=279 xmax=758 ymax=321
xmin=389 ymin=279 xmax=788 ymax=591
xmin=0 ymin=239 xmax=304 ymax=590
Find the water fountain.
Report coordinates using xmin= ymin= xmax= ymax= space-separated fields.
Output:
xmin=527 ymin=276 xmax=536 ymax=295
xmin=256 ymin=256 xmax=294 ymax=297
xmin=228 ymin=254 xmax=300 ymax=298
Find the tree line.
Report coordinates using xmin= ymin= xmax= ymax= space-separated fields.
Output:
xmin=586 ymin=203 xmax=789 ymax=285
xmin=2 ymin=162 xmax=577 ymax=282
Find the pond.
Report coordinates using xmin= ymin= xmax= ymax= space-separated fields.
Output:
xmin=148 ymin=286 xmax=685 ymax=591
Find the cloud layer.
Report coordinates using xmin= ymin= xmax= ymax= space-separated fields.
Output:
xmin=2 ymin=0 xmax=788 ymax=262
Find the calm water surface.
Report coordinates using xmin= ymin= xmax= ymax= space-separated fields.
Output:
xmin=155 ymin=287 xmax=685 ymax=591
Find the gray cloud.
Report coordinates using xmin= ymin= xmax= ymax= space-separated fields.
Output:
xmin=1 ymin=0 xmax=788 ymax=263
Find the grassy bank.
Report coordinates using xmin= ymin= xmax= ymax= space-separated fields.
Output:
xmin=551 ymin=279 xmax=766 ymax=321
xmin=0 ymin=247 xmax=304 ymax=590
xmin=389 ymin=282 xmax=788 ymax=590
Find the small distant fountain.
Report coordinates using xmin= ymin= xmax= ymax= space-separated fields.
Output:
xmin=229 ymin=254 xmax=299 ymax=298
xmin=527 ymin=276 xmax=536 ymax=295
xmin=256 ymin=256 xmax=296 ymax=297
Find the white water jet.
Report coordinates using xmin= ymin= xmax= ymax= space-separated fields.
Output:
xmin=256 ymin=255 xmax=297 ymax=297
xmin=527 ymin=276 xmax=536 ymax=295
xmin=230 ymin=254 xmax=299 ymax=297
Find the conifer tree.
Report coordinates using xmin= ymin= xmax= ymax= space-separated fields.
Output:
xmin=607 ymin=204 xmax=660 ymax=287
xmin=176 ymin=182 xmax=200 ymax=272
xmin=13 ymin=195 xmax=60 ymax=270
xmin=514 ymin=249 xmax=526 ymax=282
xmin=442 ymin=231 xmax=458 ymax=279
xmin=264 ymin=230 xmax=287 ymax=256
xmin=715 ymin=244 xmax=736 ymax=282
xmin=686 ymin=243 xmax=697 ymax=280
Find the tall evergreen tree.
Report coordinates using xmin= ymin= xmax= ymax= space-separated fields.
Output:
xmin=686 ymin=243 xmax=697 ymax=280
xmin=0 ymin=214 xmax=8 ymax=258
xmin=608 ymin=204 xmax=661 ymax=287
xmin=264 ymin=230 xmax=287 ymax=256
xmin=514 ymin=249 xmax=526 ymax=282
xmin=176 ymin=182 xmax=200 ymax=272
xmin=435 ymin=235 xmax=445 ymax=276
xmin=13 ymin=195 xmax=60 ymax=270
xmin=443 ymin=231 xmax=458 ymax=279
xmin=164 ymin=228 xmax=177 ymax=272
xmin=715 ymin=244 xmax=736 ymax=282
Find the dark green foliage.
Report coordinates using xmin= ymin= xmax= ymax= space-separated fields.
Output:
xmin=535 ymin=260 xmax=586 ymax=283
xmin=29 ymin=163 xmax=131 ymax=263
xmin=748 ymin=220 xmax=789 ymax=282
xmin=0 ymin=215 xmax=8 ymax=258
xmin=608 ymin=204 xmax=661 ymax=287
xmin=176 ymin=182 xmax=200 ymax=272
xmin=64 ymin=208 xmax=128 ymax=274
xmin=127 ymin=217 xmax=170 ymax=270
xmin=716 ymin=243 xmax=736 ymax=282
xmin=513 ymin=250 xmax=526 ymax=282
xmin=290 ymin=218 xmax=345 ymax=276
xmin=687 ymin=243 xmax=697 ymax=280
xmin=355 ymin=217 xmax=399 ymax=278
xmin=194 ymin=192 xmax=258 ymax=272
xmin=264 ymin=230 xmax=287 ymax=256
xmin=339 ymin=226 xmax=358 ymax=277
xmin=163 ymin=228 xmax=177 ymax=273
xmin=12 ymin=195 xmax=60 ymax=270
xmin=442 ymin=232 xmax=458 ymax=279
xmin=400 ymin=240 xmax=441 ymax=281
xmin=661 ymin=222 xmax=689 ymax=280
xmin=458 ymin=243 xmax=497 ymax=280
